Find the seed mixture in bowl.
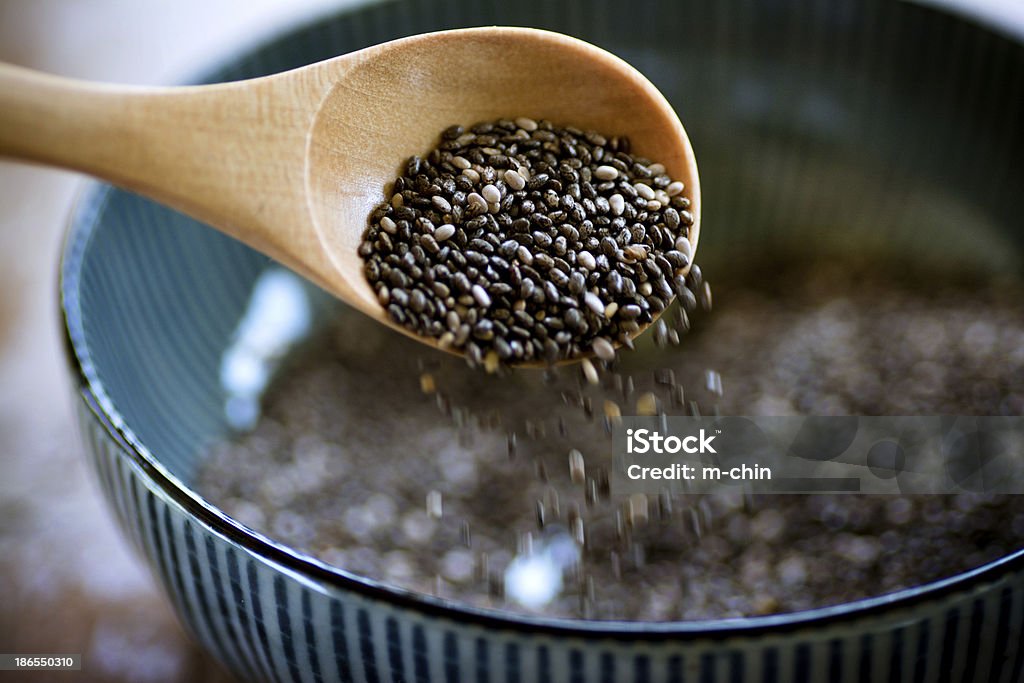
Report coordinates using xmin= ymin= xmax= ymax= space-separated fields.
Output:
xmin=198 ymin=257 xmax=1024 ymax=621
xmin=358 ymin=118 xmax=697 ymax=369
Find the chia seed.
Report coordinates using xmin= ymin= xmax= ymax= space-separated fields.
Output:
xmin=359 ymin=118 xmax=697 ymax=367
xmin=198 ymin=258 xmax=1024 ymax=621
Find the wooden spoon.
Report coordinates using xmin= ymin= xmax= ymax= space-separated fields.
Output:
xmin=0 ymin=26 xmax=700 ymax=363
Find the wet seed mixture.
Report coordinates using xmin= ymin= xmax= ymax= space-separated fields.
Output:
xmin=199 ymin=257 xmax=1024 ymax=620
xmin=358 ymin=118 xmax=697 ymax=368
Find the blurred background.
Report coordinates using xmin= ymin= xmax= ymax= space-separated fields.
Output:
xmin=0 ymin=1 xmax=1022 ymax=682
xmin=0 ymin=2 xmax=350 ymax=680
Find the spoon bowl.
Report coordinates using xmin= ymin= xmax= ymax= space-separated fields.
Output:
xmin=306 ymin=28 xmax=701 ymax=326
xmin=0 ymin=27 xmax=700 ymax=362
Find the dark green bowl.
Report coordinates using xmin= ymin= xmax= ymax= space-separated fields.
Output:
xmin=62 ymin=1 xmax=1024 ymax=681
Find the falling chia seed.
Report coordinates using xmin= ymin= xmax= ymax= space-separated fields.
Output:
xmin=198 ymin=257 xmax=1024 ymax=621
xmin=358 ymin=118 xmax=697 ymax=368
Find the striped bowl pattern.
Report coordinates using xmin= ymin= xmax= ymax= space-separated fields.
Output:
xmin=61 ymin=0 xmax=1024 ymax=681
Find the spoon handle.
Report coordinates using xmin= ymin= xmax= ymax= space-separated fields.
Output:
xmin=0 ymin=62 xmax=322 ymax=260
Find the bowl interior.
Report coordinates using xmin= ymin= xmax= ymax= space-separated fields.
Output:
xmin=64 ymin=0 xmax=1024 ymax=582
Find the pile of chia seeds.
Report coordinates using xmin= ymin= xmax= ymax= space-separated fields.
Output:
xmin=198 ymin=258 xmax=1024 ymax=621
xmin=358 ymin=118 xmax=698 ymax=369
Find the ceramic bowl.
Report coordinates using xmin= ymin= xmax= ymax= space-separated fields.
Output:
xmin=61 ymin=0 xmax=1024 ymax=680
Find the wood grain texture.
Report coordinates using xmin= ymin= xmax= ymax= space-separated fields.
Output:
xmin=0 ymin=27 xmax=701 ymax=362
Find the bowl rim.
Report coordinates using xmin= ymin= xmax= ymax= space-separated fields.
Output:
xmin=58 ymin=0 xmax=1024 ymax=640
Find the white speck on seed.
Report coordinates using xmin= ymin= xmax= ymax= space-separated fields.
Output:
xmin=484 ymin=350 xmax=500 ymax=374
xmin=434 ymin=224 xmax=456 ymax=242
xmin=592 ymin=337 xmax=615 ymax=361
xmin=504 ymin=169 xmax=526 ymax=191
xmin=467 ymin=192 xmax=488 ymax=212
xmin=609 ymin=194 xmax=625 ymax=216
xmin=515 ymin=116 xmax=539 ymax=132
xmin=636 ymin=392 xmax=658 ymax=416
xmin=624 ymin=245 xmax=648 ymax=260
xmin=634 ymin=183 xmax=655 ymax=200
xmin=604 ymin=400 xmax=621 ymax=419
xmin=595 ymin=165 xmax=619 ymax=180
xmin=583 ymin=292 xmax=605 ymax=316
xmin=627 ymin=493 xmax=649 ymax=527
xmin=705 ymin=369 xmax=723 ymax=396
xmin=472 ymin=284 xmax=492 ymax=308
xmin=675 ymin=236 xmax=692 ymax=260
xmin=568 ymin=449 xmax=586 ymax=483
xmin=426 ymin=490 xmax=443 ymax=519
xmin=571 ymin=518 xmax=584 ymax=544
xmin=482 ymin=184 xmax=501 ymax=204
